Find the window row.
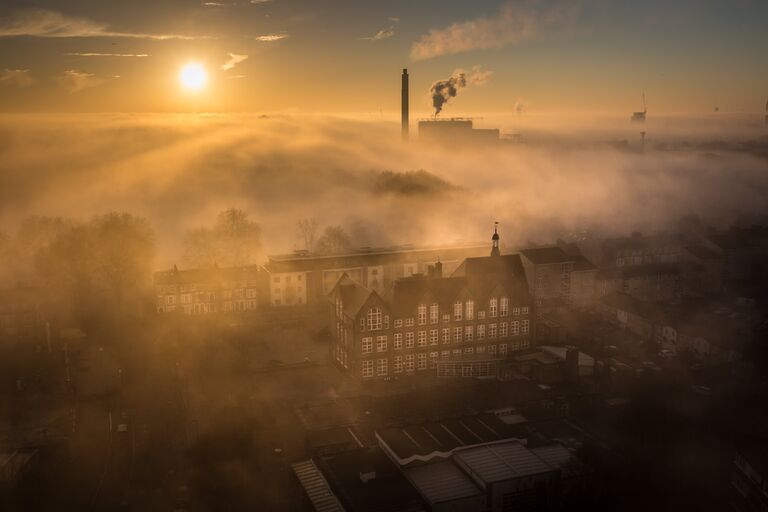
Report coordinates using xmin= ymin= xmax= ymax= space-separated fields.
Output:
xmin=362 ymin=321 xmax=530 ymax=353
xmin=360 ymin=341 xmax=532 ymax=378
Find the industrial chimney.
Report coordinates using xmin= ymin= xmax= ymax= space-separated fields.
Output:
xmin=401 ymin=69 xmax=409 ymax=141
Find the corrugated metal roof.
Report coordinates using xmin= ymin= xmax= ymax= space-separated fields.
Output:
xmin=405 ymin=461 xmax=483 ymax=504
xmin=455 ymin=441 xmax=554 ymax=484
xmin=292 ymin=459 xmax=345 ymax=512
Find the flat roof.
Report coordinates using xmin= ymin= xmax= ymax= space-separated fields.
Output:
xmin=405 ymin=460 xmax=483 ymax=504
xmin=454 ymin=441 xmax=555 ymax=484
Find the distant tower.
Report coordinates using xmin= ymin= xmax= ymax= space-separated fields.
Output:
xmin=401 ymin=69 xmax=409 ymax=141
xmin=640 ymin=131 xmax=646 ymax=149
xmin=765 ymin=98 xmax=767 ymax=126
xmin=491 ymin=222 xmax=500 ymax=257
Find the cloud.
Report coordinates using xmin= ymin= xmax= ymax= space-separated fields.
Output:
xmin=58 ymin=70 xmax=106 ymax=93
xmin=254 ymin=34 xmax=287 ymax=42
xmin=0 ymin=8 xmax=212 ymax=40
xmin=388 ymin=17 xmax=400 ymax=22
xmin=0 ymin=69 xmax=34 ymax=87
xmin=410 ymin=0 xmax=578 ymax=60
xmin=221 ymin=53 xmax=248 ymax=71
xmin=250 ymin=0 xmax=272 ymax=4
xmin=361 ymin=26 xmax=395 ymax=41
xmin=226 ymin=75 xmax=247 ymax=79
xmin=64 ymin=52 xmax=149 ymax=57
xmin=462 ymin=65 xmax=493 ymax=86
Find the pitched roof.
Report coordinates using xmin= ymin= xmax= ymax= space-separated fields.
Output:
xmin=153 ymin=264 xmax=262 ymax=285
xmin=520 ymin=247 xmax=573 ymax=265
xmin=332 ymin=274 xmax=374 ymax=317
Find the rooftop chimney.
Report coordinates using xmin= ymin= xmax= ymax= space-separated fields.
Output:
xmin=401 ymin=69 xmax=409 ymax=142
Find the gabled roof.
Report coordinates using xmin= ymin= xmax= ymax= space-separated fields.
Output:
xmin=453 ymin=254 xmax=530 ymax=303
xmin=330 ymin=274 xmax=375 ymax=317
xmin=383 ymin=276 xmax=467 ymax=317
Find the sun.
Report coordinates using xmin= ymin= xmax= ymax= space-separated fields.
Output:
xmin=179 ymin=63 xmax=208 ymax=92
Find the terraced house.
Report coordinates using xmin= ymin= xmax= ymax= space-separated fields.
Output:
xmin=328 ymin=230 xmax=534 ymax=381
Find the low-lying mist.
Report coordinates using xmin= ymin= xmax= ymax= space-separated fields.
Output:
xmin=0 ymin=112 xmax=766 ymax=268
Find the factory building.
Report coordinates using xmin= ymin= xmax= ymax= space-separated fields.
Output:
xmin=418 ymin=119 xmax=500 ymax=145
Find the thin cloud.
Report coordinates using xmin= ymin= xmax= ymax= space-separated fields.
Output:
xmin=410 ymin=0 xmax=578 ymax=60
xmin=64 ymin=52 xmax=149 ymax=57
xmin=221 ymin=53 xmax=248 ymax=71
xmin=255 ymin=34 xmax=287 ymax=42
xmin=58 ymin=69 xmax=106 ymax=93
xmin=361 ymin=26 xmax=395 ymax=41
xmin=0 ymin=68 xmax=34 ymax=87
xmin=388 ymin=17 xmax=400 ymax=22
xmin=250 ymin=0 xmax=272 ymax=4
xmin=0 ymin=9 xmax=212 ymax=40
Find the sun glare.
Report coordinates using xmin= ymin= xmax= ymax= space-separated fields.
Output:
xmin=179 ymin=63 xmax=208 ymax=92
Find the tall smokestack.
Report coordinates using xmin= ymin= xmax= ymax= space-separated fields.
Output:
xmin=401 ymin=68 xmax=409 ymax=141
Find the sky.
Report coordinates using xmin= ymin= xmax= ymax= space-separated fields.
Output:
xmin=0 ymin=0 xmax=766 ymax=114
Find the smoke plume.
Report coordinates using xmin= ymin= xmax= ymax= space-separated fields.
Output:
xmin=430 ymin=72 xmax=467 ymax=116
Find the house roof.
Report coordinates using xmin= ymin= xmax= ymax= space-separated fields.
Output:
xmin=332 ymin=275 xmax=374 ymax=317
xmin=153 ymin=264 xmax=262 ymax=286
xmin=520 ymin=247 xmax=573 ymax=265
xmin=266 ymin=244 xmax=489 ymax=273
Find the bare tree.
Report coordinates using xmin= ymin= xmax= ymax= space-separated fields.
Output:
xmin=182 ymin=208 xmax=262 ymax=268
xmin=315 ymin=225 xmax=352 ymax=255
xmin=297 ymin=218 xmax=319 ymax=253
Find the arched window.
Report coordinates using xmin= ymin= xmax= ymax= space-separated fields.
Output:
xmin=367 ymin=307 xmax=382 ymax=331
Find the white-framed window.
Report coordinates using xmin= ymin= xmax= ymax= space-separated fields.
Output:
xmin=377 ymin=335 xmax=388 ymax=352
xmin=418 ymin=331 xmax=427 ymax=347
xmin=453 ymin=301 xmax=463 ymax=321
xmin=405 ymin=332 xmax=415 ymax=348
xmin=377 ymin=358 xmax=388 ymax=376
xmin=394 ymin=333 xmax=403 ymax=350
xmin=441 ymin=350 xmax=450 ymax=360
xmin=453 ymin=349 xmax=461 ymax=357
xmin=394 ymin=319 xmax=403 ymax=328
xmin=500 ymin=297 xmax=509 ymax=317
xmin=362 ymin=360 xmax=373 ymax=378
xmin=522 ymin=320 xmax=530 ymax=335
xmin=384 ymin=315 xmax=389 ymax=329
xmin=465 ymin=325 xmax=473 ymax=341
xmin=522 ymin=339 xmax=530 ymax=349
xmin=453 ymin=327 xmax=462 ymax=343
xmin=442 ymin=314 xmax=451 ymax=323
xmin=430 ymin=329 xmax=439 ymax=345
xmin=489 ymin=344 xmax=497 ymax=355
xmin=489 ymin=298 xmax=498 ymax=318
xmin=417 ymin=353 xmax=427 ymax=370
xmin=499 ymin=343 xmax=508 ymax=355
xmin=477 ymin=345 xmax=486 ymax=354
xmin=430 ymin=303 xmax=439 ymax=324
xmin=522 ymin=307 xmax=529 ymax=315
xmin=465 ymin=300 xmax=474 ymax=321
xmin=405 ymin=354 xmax=415 ymax=372
xmin=511 ymin=321 xmax=520 ymax=336
xmin=405 ymin=317 xmax=415 ymax=327
xmin=464 ymin=347 xmax=474 ymax=355
xmin=429 ymin=351 xmax=439 ymax=368
xmin=489 ymin=323 xmax=497 ymax=338
xmin=442 ymin=328 xmax=451 ymax=344
xmin=394 ymin=356 xmax=403 ymax=373
xmin=499 ymin=322 xmax=508 ymax=337
xmin=477 ymin=324 xmax=486 ymax=340
xmin=478 ymin=311 xmax=486 ymax=320
xmin=511 ymin=340 xmax=520 ymax=351
xmin=417 ymin=304 xmax=427 ymax=325
xmin=360 ymin=317 xmax=365 ymax=331
xmin=362 ymin=337 xmax=373 ymax=354
xmin=367 ymin=308 xmax=382 ymax=331
xmin=513 ymin=307 xmax=520 ymax=316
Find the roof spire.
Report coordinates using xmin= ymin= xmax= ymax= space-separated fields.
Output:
xmin=491 ymin=221 xmax=500 ymax=257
